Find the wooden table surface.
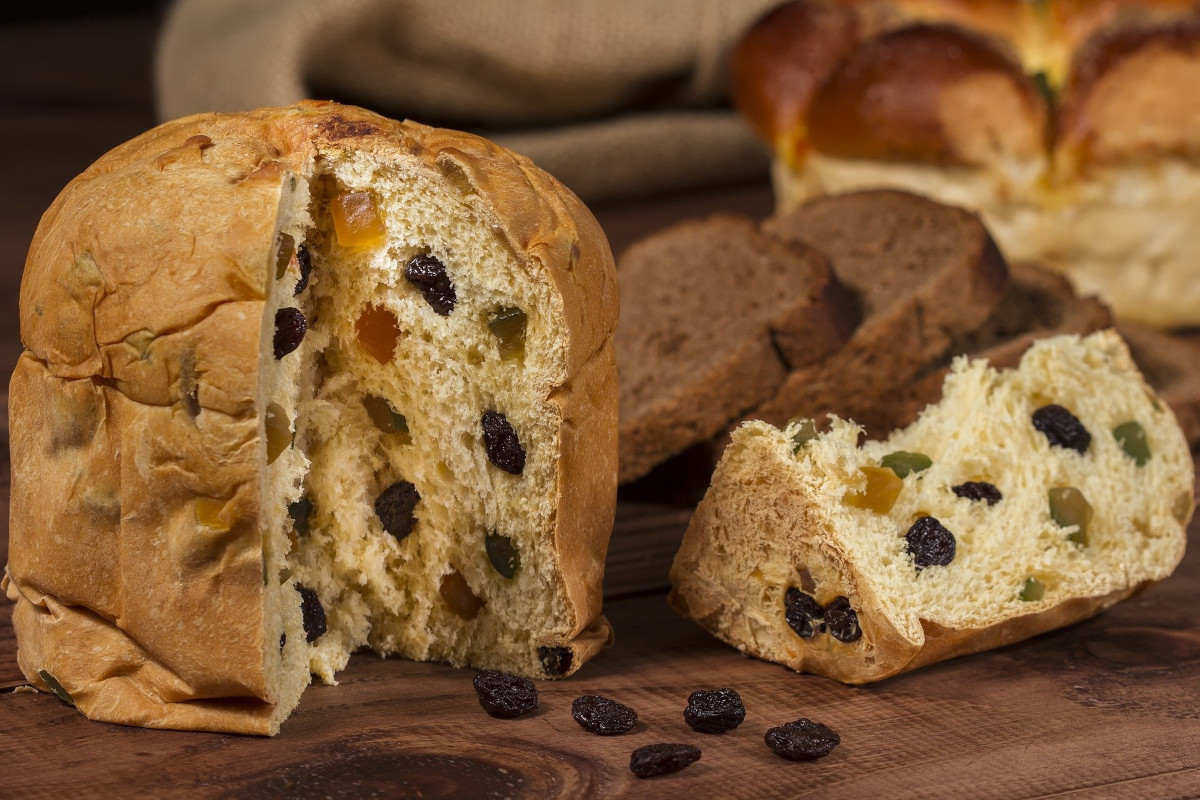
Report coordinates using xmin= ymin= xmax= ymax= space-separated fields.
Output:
xmin=3 ymin=12 xmax=1200 ymax=800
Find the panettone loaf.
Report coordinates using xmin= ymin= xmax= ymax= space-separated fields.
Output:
xmin=4 ymin=102 xmax=618 ymax=734
xmin=734 ymin=0 xmax=1200 ymax=327
xmin=616 ymin=215 xmax=856 ymax=484
xmin=670 ymin=331 xmax=1193 ymax=683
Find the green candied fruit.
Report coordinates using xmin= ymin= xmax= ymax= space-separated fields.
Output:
xmin=363 ymin=395 xmax=412 ymax=443
xmin=487 ymin=306 xmax=527 ymax=361
xmin=486 ymin=532 xmax=521 ymax=579
xmin=880 ymin=451 xmax=933 ymax=479
xmin=1049 ymin=487 xmax=1093 ymax=546
xmin=1113 ymin=421 xmax=1151 ymax=466
xmin=1019 ymin=577 xmax=1046 ymax=602
xmin=37 ymin=669 xmax=75 ymax=706
xmin=787 ymin=417 xmax=818 ymax=454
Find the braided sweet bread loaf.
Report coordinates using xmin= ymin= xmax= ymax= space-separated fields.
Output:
xmin=734 ymin=0 xmax=1200 ymax=326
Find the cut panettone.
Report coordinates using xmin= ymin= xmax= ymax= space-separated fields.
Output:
xmin=733 ymin=0 xmax=1200 ymax=327
xmin=670 ymin=331 xmax=1193 ymax=683
xmin=4 ymin=102 xmax=618 ymax=734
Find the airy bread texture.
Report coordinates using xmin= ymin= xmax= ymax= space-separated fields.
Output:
xmin=4 ymin=102 xmax=618 ymax=734
xmin=735 ymin=0 xmax=1200 ymax=327
xmin=671 ymin=331 xmax=1193 ymax=683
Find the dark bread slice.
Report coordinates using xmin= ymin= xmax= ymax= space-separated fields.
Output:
xmin=753 ymin=189 xmax=1008 ymax=428
xmin=617 ymin=214 xmax=857 ymax=484
xmin=853 ymin=262 xmax=1113 ymax=436
xmin=1118 ymin=321 xmax=1200 ymax=449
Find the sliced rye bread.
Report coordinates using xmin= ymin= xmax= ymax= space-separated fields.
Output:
xmin=617 ymin=214 xmax=858 ymax=484
xmin=1117 ymin=321 xmax=1200 ymax=449
xmin=752 ymin=189 xmax=1009 ymax=429
xmin=851 ymin=262 xmax=1113 ymax=437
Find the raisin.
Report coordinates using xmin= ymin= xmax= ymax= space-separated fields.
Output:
xmin=538 ymin=645 xmax=572 ymax=677
xmin=629 ymin=744 xmax=701 ymax=779
xmin=297 ymin=585 xmax=327 ymax=643
xmin=905 ymin=516 xmax=956 ymax=568
xmin=879 ymin=451 xmax=932 ymax=478
xmin=294 ymin=243 xmax=313 ymax=295
xmin=274 ymin=307 xmax=306 ymax=359
xmin=405 ymin=254 xmax=456 ymax=315
xmin=37 ymin=669 xmax=75 ymax=706
xmin=375 ymin=481 xmax=420 ymax=541
xmin=764 ymin=718 xmax=841 ymax=761
xmin=952 ymin=481 xmax=1002 ymax=505
xmin=486 ymin=532 xmax=520 ymax=579
xmin=482 ymin=410 xmax=526 ymax=474
xmin=1113 ymin=421 xmax=1151 ymax=466
xmin=824 ymin=596 xmax=862 ymax=643
xmin=280 ymin=633 xmax=286 ymax=649
xmin=784 ymin=588 xmax=823 ymax=639
xmin=1033 ymin=404 xmax=1091 ymax=454
xmin=572 ymin=695 xmax=638 ymax=735
xmin=473 ymin=669 xmax=538 ymax=719
xmin=684 ymin=688 xmax=745 ymax=733
xmin=288 ymin=496 xmax=313 ymax=536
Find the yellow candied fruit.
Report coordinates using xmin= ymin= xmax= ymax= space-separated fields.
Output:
xmin=265 ymin=402 xmax=292 ymax=464
xmin=844 ymin=466 xmax=903 ymax=514
xmin=355 ymin=304 xmax=401 ymax=364
xmin=275 ymin=232 xmax=295 ymax=280
xmin=195 ymin=498 xmax=230 ymax=530
xmin=440 ymin=569 xmax=486 ymax=621
xmin=1019 ymin=577 xmax=1046 ymax=602
xmin=1049 ymin=487 xmax=1093 ymax=545
xmin=330 ymin=189 xmax=386 ymax=247
xmin=362 ymin=394 xmax=411 ymax=443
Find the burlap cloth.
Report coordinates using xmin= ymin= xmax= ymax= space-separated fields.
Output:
xmin=156 ymin=0 xmax=779 ymax=201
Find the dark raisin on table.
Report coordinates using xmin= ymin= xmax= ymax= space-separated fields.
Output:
xmin=764 ymin=718 xmax=841 ymax=761
xmin=405 ymin=253 xmax=457 ymax=315
xmin=1032 ymin=404 xmax=1091 ymax=453
xmin=823 ymin=596 xmax=862 ymax=643
xmin=472 ymin=669 xmax=538 ymax=719
xmin=905 ymin=515 xmax=957 ymax=568
xmin=629 ymin=743 xmax=701 ymax=778
xmin=684 ymin=687 xmax=745 ymax=733
xmin=482 ymin=410 xmax=526 ymax=474
xmin=572 ymin=695 xmax=639 ymax=735
xmin=784 ymin=588 xmax=824 ymax=638
xmin=274 ymin=307 xmax=307 ymax=359
xmin=296 ymin=585 xmax=327 ymax=643
xmin=294 ymin=243 xmax=313 ymax=295
xmin=375 ymin=480 xmax=420 ymax=541
xmin=952 ymin=481 xmax=1003 ymax=505
xmin=538 ymin=645 xmax=572 ymax=676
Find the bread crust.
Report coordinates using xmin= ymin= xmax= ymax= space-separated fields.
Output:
xmin=5 ymin=102 xmax=618 ymax=733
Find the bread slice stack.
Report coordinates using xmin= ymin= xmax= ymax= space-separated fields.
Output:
xmin=617 ymin=215 xmax=856 ymax=483
xmin=670 ymin=331 xmax=1194 ymax=683
xmin=6 ymin=102 xmax=618 ymax=734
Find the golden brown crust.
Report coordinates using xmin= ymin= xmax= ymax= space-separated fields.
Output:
xmin=807 ymin=23 xmax=1047 ymax=165
xmin=7 ymin=102 xmax=617 ymax=733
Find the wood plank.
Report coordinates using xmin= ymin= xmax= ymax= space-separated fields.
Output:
xmin=4 ymin=526 xmax=1200 ymax=799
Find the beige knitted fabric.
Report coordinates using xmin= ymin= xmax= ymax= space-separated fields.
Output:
xmin=156 ymin=0 xmax=777 ymax=200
